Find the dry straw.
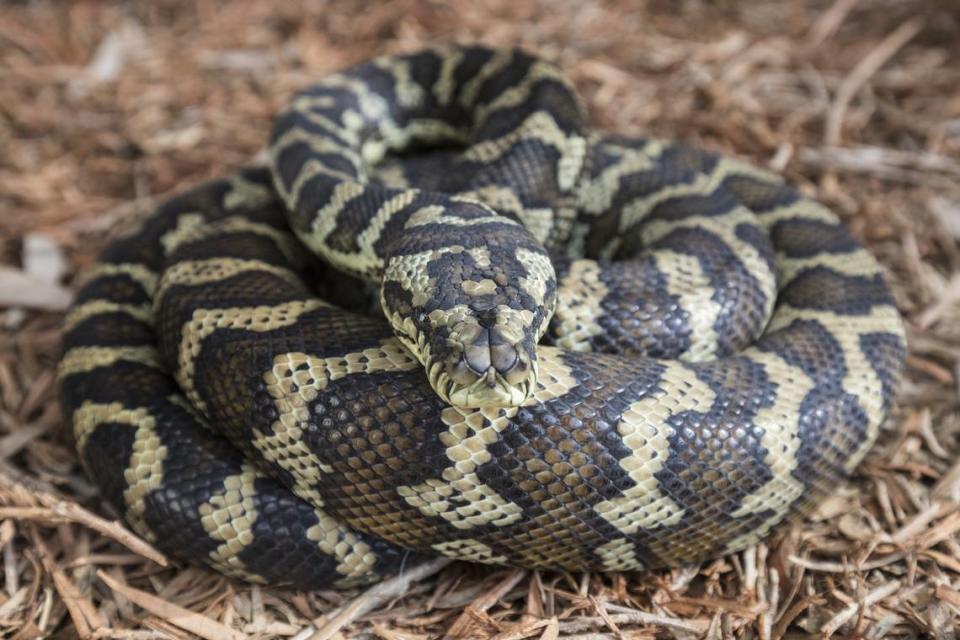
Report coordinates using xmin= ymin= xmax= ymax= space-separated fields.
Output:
xmin=1 ymin=0 xmax=959 ymax=637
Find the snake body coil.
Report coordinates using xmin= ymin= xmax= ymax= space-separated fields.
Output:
xmin=59 ymin=46 xmax=906 ymax=588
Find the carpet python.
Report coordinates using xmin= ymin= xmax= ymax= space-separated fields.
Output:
xmin=59 ymin=45 xmax=906 ymax=588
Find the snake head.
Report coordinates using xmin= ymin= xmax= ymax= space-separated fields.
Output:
xmin=381 ymin=217 xmax=556 ymax=409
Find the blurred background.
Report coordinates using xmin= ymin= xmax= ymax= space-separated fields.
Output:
xmin=2 ymin=1 xmax=960 ymax=637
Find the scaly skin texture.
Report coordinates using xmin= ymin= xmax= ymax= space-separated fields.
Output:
xmin=59 ymin=46 xmax=905 ymax=588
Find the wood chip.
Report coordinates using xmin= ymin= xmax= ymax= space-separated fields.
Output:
xmin=1 ymin=2 xmax=958 ymax=636
xmin=0 ymin=267 xmax=73 ymax=310
xmin=98 ymin=570 xmax=245 ymax=640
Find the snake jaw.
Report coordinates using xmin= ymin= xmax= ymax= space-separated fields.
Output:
xmin=447 ymin=370 xmax=533 ymax=409
xmin=432 ymin=356 xmax=536 ymax=410
xmin=432 ymin=316 xmax=539 ymax=409
xmin=390 ymin=309 xmax=539 ymax=409
xmin=382 ymin=272 xmax=547 ymax=409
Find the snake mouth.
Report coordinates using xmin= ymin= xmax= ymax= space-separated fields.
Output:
xmin=432 ymin=360 xmax=535 ymax=409
xmin=389 ymin=314 xmax=537 ymax=409
xmin=429 ymin=323 xmax=537 ymax=409
xmin=442 ymin=355 xmax=535 ymax=409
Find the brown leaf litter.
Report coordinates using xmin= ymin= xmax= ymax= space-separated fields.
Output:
xmin=1 ymin=0 xmax=960 ymax=637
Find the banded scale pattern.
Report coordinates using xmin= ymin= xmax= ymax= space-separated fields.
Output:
xmin=59 ymin=172 xmax=418 ymax=587
xmin=59 ymin=45 xmax=905 ymax=587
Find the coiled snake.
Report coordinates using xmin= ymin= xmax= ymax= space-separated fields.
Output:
xmin=59 ymin=46 xmax=906 ymax=588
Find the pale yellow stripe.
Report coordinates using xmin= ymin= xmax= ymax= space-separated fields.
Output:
xmin=63 ymin=301 xmax=152 ymax=332
xmin=76 ymin=263 xmax=158 ymax=295
xmin=59 ymin=346 xmax=161 ymax=379
xmin=155 ymin=258 xmax=302 ymax=306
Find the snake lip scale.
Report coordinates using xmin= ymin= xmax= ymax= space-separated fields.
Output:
xmin=59 ymin=44 xmax=906 ymax=588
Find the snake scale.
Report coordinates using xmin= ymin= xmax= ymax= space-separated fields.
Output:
xmin=59 ymin=45 xmax=906 ymax=588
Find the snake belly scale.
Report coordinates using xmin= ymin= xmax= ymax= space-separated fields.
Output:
xmin=59 ymin=45 xmax=906 ymax=588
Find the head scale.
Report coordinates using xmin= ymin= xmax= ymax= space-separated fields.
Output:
xmin=381 ymin=209 xmax=556 ymax=409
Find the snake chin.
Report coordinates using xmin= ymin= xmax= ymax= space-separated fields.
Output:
xmin=390 ymin=306 xmax=541 ymax=409
xmin=439 ymin=348 xmax=536 ymax=409
xmin=438 ymin=319 xmax=538 ymax=409
xmin=401 ymin=326 xmax=537 ymax=409
xmin=445 ymin=371 xmax=532 ymax=409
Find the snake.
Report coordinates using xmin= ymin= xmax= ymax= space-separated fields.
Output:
xmin=58 ymin=45 xmax=906 ymax=588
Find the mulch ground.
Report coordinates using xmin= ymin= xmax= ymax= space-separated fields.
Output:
xmin=2 ymin=1 xmax=960 ymax=637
